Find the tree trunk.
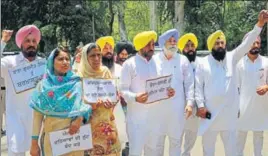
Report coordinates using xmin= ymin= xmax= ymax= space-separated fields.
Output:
xmin=149 ymin=1 xmax=157 ymax=31
xmin=174 ymin=1 xmax=185 ymax=34
xmin=117 ymin=1 xmax=128 ymax=41
xmin=108 ymin=1 xmax=115 ymax=35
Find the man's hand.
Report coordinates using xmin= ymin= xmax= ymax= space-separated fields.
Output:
xmin=256 ymin=85 xmax=268 ymax=96
xmin=257 ymin=10 xmax=268 ymax=27
xmin=1 ymin=30 xmax=13 ymax=43
xmin=197 ymin=107 xmax=209 ymax=119
xmin=167 ymin=87 xmax=175 ymax=98
xmin=135 ymin=92 xmax=148 ymax=104
xmin=185 ymin=105 xmax=193 ymax=119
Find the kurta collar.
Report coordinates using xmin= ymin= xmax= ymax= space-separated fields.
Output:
xmin=245 ymin=54 xmax=261 ymax=64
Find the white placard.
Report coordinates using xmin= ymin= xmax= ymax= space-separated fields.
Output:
xmin=145 ymin=75 xmax=172 ymax=104
xmin=8 ymin=59 xmax=46 ymax=93
xmin=49 ymin=124 xmax=93 ymax=156
xmin=83 ymin=78 xmax=117 ymax=103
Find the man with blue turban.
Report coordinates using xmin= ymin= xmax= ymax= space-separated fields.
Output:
xmin=146 ymin=29 xmax=194 ymax=156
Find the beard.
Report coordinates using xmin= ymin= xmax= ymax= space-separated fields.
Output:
xmin=102 ymin=53 xmax=114 ymax=69
xmin=141 ymin=50 xmax=154 ymax=61
xmin=249 ymin=47 xmax=260 ymax=55
xmin=164 ymin=45 xmax=178 ymax=56
xmin=183 ymin=50 xmax=196 ymax=62
xmin=117 ymin=57 xmax=127 ymax=64
xmin=211 ymin=47 xmax=226 ymax=61
xmin=21 ymin=46 xmax=37 ymax=58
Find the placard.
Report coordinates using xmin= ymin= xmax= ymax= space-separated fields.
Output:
xmin=49 ymin=124 xmax=93 ymax=156
xmin=8 ymin=59 xmax=46 ymax=93
xmin=145 ymin=75 xmax=172 ymax=104
xmin=83 ymin=78 xmax=117 ymax=103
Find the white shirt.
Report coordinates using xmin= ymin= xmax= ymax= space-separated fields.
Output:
xmin=110 ymin=63 xmax=128 ymax=143
xmin=1 ymin=52 xmax=41 ymax=152
xmin=184 ymin=56 xmax=202 ymax=132
xmin=120 ymin=54 xmax=158 ymax=123
xmin=120 ymin=54 xmax=158 ymax=153
xmin=150 ymin=52 xmax=194 ymax=139
xmin=237 ymin=55 xmax=268 ymax=131
xmin=195 ymin=25 xmax=262 ymax=135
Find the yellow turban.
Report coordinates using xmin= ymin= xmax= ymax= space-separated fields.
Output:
xmin=96 ymin=36 xmax=115 ymax=51
xmin=207 ymin=30 xmax=226 ymax=51
xmin=177 ymin=33 xmax=198 ymax=52
xmin=133 ymin=31 xmax=157 ymax=51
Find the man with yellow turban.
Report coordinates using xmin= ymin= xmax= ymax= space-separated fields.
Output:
xmin=145 ymin=29 xmax=194 ymax=156
xmin=120 ymin=31 xmax=175 ymax=156
xmin=96 ymin=36 xmax=121 ymax=74
xmin=96 ymin=36 xmax=129 ymax=153
xmin=195 ymin=10 xmax=268 ymax=156
xmin=178 ymin=33 xmax=201 ymax=156
xmin=1 ymin=25 xmax=42 ymax=156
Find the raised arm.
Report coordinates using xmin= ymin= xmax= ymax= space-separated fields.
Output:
xmin=232 ymin=10 xmax=268 ymax=64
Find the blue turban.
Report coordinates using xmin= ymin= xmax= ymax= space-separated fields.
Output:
xmin=158 ymin=29 xmax=179 ymax=48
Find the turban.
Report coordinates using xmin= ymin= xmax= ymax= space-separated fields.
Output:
xmin=15 ymin=25 xmax=41 ymax=48
xmin=178 ymin=33 xmax=198 ymax=52
xmin=133 ymin=31 xmax=157 ymax=51
xmin=96 ymin=36 xmax=115 ymax=51
xmin=115 ymin=41 xmax=135 ymax=55
xmin=207 ymin=30 xmax=226 ymax=51
xmin=242 ymin=32 xmax=261 ymax=42
xmin=158 ymin=29 xmax=179 ymax=48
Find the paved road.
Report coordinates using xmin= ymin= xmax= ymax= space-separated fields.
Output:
xmin=1 ymin=112 xmax=268 ymax=156
xmin=1 ymin=130 xmax=268 ymax=156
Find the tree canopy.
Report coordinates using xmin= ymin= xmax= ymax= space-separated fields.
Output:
xmin=1 ymin=0 xmax=267 ymax=56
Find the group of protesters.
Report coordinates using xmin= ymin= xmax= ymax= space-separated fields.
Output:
xmin=1 ymin=9 xmax=268 ymax=156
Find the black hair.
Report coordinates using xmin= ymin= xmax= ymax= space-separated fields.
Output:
xmin=115 ymin=41 xmax=135 ymax=55
xmin=86 ymin=43 xmax=101 ymax=55
xmin=53 ymin=46 xmax=71 ymax=61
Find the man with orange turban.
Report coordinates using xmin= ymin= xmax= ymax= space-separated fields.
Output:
xmin=195 ymin=10 xmax=268 ymax=156
xmin=120 ymin=31 xmax=175 ymax=156
xmin=178 ymin=33 xmax=201 ymax=156
xmin=1 ymin=25 xmax=42 ymax=156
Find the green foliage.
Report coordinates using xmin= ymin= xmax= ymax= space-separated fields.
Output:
xmin=1 ymin=0 xmax=267 ymax=55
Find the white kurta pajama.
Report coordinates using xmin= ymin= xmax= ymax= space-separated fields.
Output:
xmin=236 ymin=55 xmax=268 ymax=156
xmin=195 ymin=25 xmax=262 ymax=156
xmin=120 ymin=54 xmax=158 ymax=156
xmin=1 ymin=52 xmax=42 ymax=155
xmin=145 ymin=52 xmax=194 ymax=156
xmin=181 ymin=57 xmax=202 ymax=156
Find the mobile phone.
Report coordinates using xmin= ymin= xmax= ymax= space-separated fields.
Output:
xmin=206 ymin=111 xmax=211 ymax=120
